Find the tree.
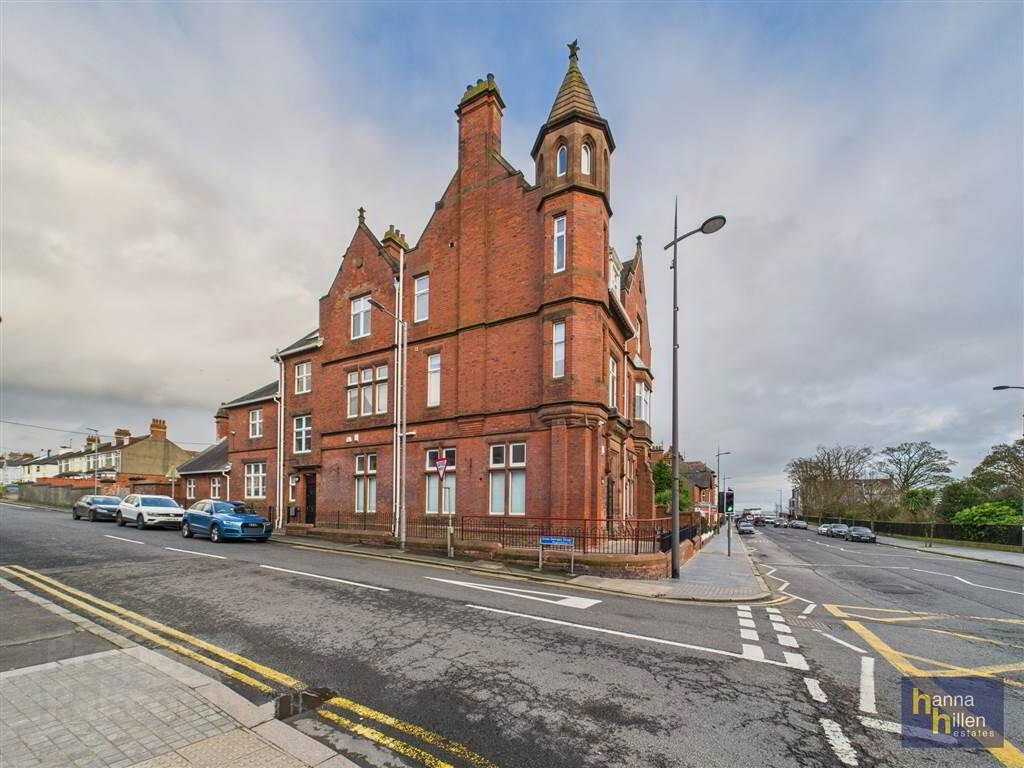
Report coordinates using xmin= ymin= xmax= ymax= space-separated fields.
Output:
xmin=785 ymin=445 xmax=873 ymax=518
xmin=652 ymin=459 xmax=672 ymax=495
xmin=903 ymin=488 xmax=936 ymax=521
xmin=875 ymin=442 xmax=955 ymax=501
xmin=655 ymin=486 xmax=692 ymax=511
xmin=970 ymin=439 xmax=1024 ymax=501
xmin=952 ymin=501 xmax=1024 ymax=541
xmin=936 ymin=480 xmax=987 ymax=521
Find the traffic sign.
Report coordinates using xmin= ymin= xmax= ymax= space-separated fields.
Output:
xmin=540 ymin=536 xmax=574 ymax=547
xmin=435 ymin=457 xmax=448 ymax=483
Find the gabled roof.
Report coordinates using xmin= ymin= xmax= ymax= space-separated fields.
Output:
xmin=223 ymin=381 xmax=279 ymax=408
xmin=177 ymin=439 xmax=228 ymax=475
xmin=548 ymin=42 xmax=602 ymax=123
xmin=278 ymin=329 xmax=320 ymax=358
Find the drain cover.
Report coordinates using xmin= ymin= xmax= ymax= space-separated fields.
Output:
xmin=275 ymin=687 xmax=336 ymax=720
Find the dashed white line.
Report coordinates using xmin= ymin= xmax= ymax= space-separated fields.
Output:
xmin=104 ymin=535 xmax=144 ymax=545
xmin=164 ymin=547 xmax=226 ymax=560
xmin=772 ymin=623 xmax=792 ymax=634
xmin=804 ymin=677 xmax=828 ymax=703
xmin=859 ymin=716 xmax=958 ymax=745
xmin=801 ymin=603 xmax=817 ymax=616
xmin=784 ymin=651 xmax=809 ymax=671
xmin=813 ymin=629 xmax=867 ymax=654
xmin=740 ymin=629 xmax=760 ymax=642
xmin=766 ymin=607 xmax=781 ymax=616
xmin=260 ymin=564 xmax=389 ymax=591
xmin=779 ymin=635 xmax=800 ymax=649
xmin=466 ymin=605 xmax=802 ymax=668
xmin=859 ymin=656 xmax=877 ymax=714
xmin=742 ymin=643 xmax=765 ymax=661
xmin=911 ymin=568 xmax=1024 ymax=596
xmin=820 ymin=718 xmax=858 ymax=765
xmin=738 ymin=618 xmax=756 ymax=629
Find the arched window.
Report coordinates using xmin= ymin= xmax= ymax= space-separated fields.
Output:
xmin=556 ymin=144 xmax=567 ymax=177
xmin=581 ymin=144 xmax=591 ymax=175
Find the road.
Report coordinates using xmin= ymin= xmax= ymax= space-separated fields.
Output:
xmin=1 ymin=501 xmax=1021 ymax=768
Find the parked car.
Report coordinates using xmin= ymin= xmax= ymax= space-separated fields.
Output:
xmin=828 ymin=524 xmax=849 ymax=538
xmin=845 ymin=526 xmax=877 ymax=543
xmin=772 ymin=519 xmax=783 ymax=527
xmin=790 ymin=520 xmax=808 ymax=530
xmin=116 ymin=494 xmax=183 ymax=529
xmin=817 ymin=524 xmax=831 ymax=535
xmin=753 ymin=517 xmax=765 ymax=527
xmin=181 ymin=500 xmax=272 ymax=543
xmin=737 ymin=520 xmax=755 ymax=535
xmin=72 ymin=495 xmax=122 ymax=522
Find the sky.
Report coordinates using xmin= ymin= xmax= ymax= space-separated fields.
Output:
xmin=1 ymin=1 xmax=1021 ymax=509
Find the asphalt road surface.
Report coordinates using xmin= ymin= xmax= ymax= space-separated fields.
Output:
xmin=2 ymin=502 xmax=1021 ymax=768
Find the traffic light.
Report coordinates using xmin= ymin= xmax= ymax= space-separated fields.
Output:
xmin=717 ymin=491 xmax=725 ymax=517
xmin=725 ymin=489 xmax=734 ymax=516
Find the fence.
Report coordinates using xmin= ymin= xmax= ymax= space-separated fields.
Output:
xmin=313 ymin=514 xmax=687 ymax=555
xmin=807 ymin=516 xmax=1022 ymax=547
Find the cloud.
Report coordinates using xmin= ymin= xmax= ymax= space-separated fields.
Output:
xmin=1 ymin=2 xmax=1020 ymax=509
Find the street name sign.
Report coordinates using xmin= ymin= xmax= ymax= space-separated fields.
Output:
xmin=540 ymin=536 xmax=574 ymax=546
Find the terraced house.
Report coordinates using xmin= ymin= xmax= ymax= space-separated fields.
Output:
xmin=219 ymin=45 xmax=656 ymax=531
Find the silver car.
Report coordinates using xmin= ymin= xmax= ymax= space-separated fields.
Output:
xmin=117 ymin=494 xmax=183 ymax=530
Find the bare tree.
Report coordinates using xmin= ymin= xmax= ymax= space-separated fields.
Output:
xmin=875 ymin=441 xmax=955 ymax=501
xmin=786 ymin=445 xmax=873 ymax=518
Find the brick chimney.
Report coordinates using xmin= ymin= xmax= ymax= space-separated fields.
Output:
xmin=455 ymin=73 xmax=504 ymax=187
xmin=149 ymin=418 xmax=167 ymax=441
xmin=114 ymin=428 xmax=131 ymax=446
xmin=85 ymin=435 xmax=99 ymax=447
xmin=214 ymin=408 xmax=229 ymax=441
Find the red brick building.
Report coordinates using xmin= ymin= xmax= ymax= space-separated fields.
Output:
xmin=219 ymin=45 xmax=656 ymax=531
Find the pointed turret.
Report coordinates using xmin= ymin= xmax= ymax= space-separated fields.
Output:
xmin=547 ymin=39 xmax=602 ymax=123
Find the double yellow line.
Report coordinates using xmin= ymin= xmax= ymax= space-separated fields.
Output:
xmin=0 ymin=565 xmax=498 ymax=768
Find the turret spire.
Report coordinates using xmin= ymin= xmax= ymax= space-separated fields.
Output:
xmin=547 ymin=39 xmax=602 ymax=123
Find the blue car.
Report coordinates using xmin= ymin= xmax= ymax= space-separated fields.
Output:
xmin=181 ymin=499 xmax=272 ymax=543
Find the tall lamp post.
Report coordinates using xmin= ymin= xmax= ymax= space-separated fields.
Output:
xmin=716 ymin=448 xmax=731 ymax=555
xmin=993 ymin=385 xmax=1024 ymax=551
xmin=86 ymin=427 xmax=99 ymax=495
xmin=664 ymin=204 xmax=726 ymax=579
xmin=370 ymin=296 xmax=408 ymax=551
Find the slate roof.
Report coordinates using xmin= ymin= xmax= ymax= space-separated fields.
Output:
xmin=548 ymin=46 xmax=602 ymax=123
xmin=279 ymin=329 xmax=320 ymax=357
xmin=177 ymin=439 xmax=228 ymax=475
xmin=223 ymin=381 xmax=279 ymax=407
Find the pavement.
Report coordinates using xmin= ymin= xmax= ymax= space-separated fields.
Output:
xmin=3 ymin=500 xmax=1022 ymax=768
xmin=0 ymin=578 xmax=353 ymax=768
xmin=875 ymin=534 xmax=1024 ymax=568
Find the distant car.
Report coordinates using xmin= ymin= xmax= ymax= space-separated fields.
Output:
xmin=753 ymin=517 xmax=765 ymax=527
xmin=737 ymin=521 xmax=755 ymax=535
xmin=772 ymin=519 xmax=783 ymax=527
xmin=116 ymin=494 xmax=183 ymax=530
xmin=181 ymin=499 xmax=272 ymax=543
xmin=790 ymin=520 xmax=808 ymax=530
xmin=817 ymin=524 xmax=831 ymax=535
xmin=845 ymin=526 xmax=876 ymax=543
xmin=72 ymin=495 xmax=122 ymax=522
xmin=828 ymin=524 xmax=849 ymax=538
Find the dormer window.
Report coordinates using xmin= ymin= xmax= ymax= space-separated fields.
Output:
xmin=556 ymin=145 xmax=567 ymax=177
xmin=581 ymin=144 xmax=591 ymax=175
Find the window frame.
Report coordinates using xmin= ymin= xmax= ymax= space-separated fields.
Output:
xmin=351 ymin=295 xmax=371 ymax=339
xmin=354 ymin=452 xmax=377 ymax=514
xmin=488 ymin=442 xmax=526 ymax=516
xmin=185 ymin=478 xmax=196 ymax=500
xmin=210 ymin=476 xmax=221 ymax=499
xmin=293 ymin=414 xmax=312 ymax=454
xmin=244 ymin=462 xmax=267 ymax=499
xmin=556 ymin=144 xmax=567 ymax=177
xmin=426 ymin=353 xmax=441 ymax=407
xmin=608 ymin=355 xmax=618 ymax=410
xmin=249 ymin=408 xmax=263 ymax=438
xmin=553 ymin=216 xmax=566 ymax=273
xmin=552 ymin=320 xmax=566 ymax=378
xmin=581 ymin=143 xmax=591 ymax=176
xmin=295 ymin=361 xmax=312 ymax=394
xmin=414 ymin=274 xmax=429 ymax=323
xmin=425 ymin=448 xmax=456 ymax=516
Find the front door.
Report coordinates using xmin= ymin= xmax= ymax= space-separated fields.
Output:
xmin=304 ymin=474 xmax=317 ymax=524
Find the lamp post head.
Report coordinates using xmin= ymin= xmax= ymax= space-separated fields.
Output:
xmin=701 ymin=215 xmax=726 ymax=235
xmin=368 ymin=298 xmax=385 ymax=312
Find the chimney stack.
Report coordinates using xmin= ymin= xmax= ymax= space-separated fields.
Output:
xmin=114 ymin=428 xmax=131 ymax=446
xmin=85 ymin=435 xmax=99 ymax=446
xmin=215 ymin=409 xmax=229 ymax=441
xmin=149 ymin=418 xmax=167 ymax=441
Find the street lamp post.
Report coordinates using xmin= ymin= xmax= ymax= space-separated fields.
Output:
xmin=664 ymin=204 xmax=726 ymax=579
xmin=716 ymin=448 xmax=731 ymax=556
xmin=86 ymin=428 xmax=99 ymax=495
xmin=993 ymin=385 xmax=1024 ymax=551
xmin=370 ymin=294 xmax=409 ymax=551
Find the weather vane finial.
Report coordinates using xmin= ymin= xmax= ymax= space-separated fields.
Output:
xmin=357 ymin=206 xmax=366 ymax=225
xmin=568 ymin=39 xmax=579 ymax=62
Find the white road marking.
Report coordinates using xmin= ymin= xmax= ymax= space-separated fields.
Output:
xmin=104 ymin=535 xmax=144 ymax=545
xmin=760 ymin=565 xmax=815 ymax=603
xmin=859 ymin=716 xmax=900 ymax=734
xmin=820 ymin=718 xmax=858 ymax=766
xmin=859 ymin=716 xmax=958 ymax=745
xmin=260 ymin=564 xmax=389 ymax=591
xmin=164 ymin=547 xmax=226 ymax=560
xmin=814 ymin=629 xmax=867 ymax=654
xmin=784 ymin=651 xmax=809 ymax=670
xmin=736 ymin=604 xmax=750 ymax=610
xmin=779 ymin=635 xmax=800 ymax=648
xmin=772 ymin=623 xmax=792 ymax=634
xmin=466 ymin=605 xmax=801 ymax=668
xmin=766 ymin=607 xmax=781 ymax=615
xmin=742 ymin=643 xmax=765 ymax=661
xmin=911 ymin=568 xmax=1024 ymax=596
xmin=801 ymin=603 xmax=817 ymax=616
xmin=736 ymin=608 xmax=752 ymax=617
xmin=804 ymin=678 xmax=828 ymax=703
xmin=425 ymin=577 xmax=600 ymax=609
xmin=859 ymin=656 xmax=877 ymax=714
xmin=738 ymin=618 xmax=756 ymax=629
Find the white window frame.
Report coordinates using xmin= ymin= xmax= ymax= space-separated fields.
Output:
xmin=354 ymin=453 xmax=377 ymax=514
xmin=581 ymin=143 xmax=591 ymax=175
xmin=361 ymin=368 xmax=374 ymax=416
xmin=425 ymin=448 xmax=456 ymax=515
xmin=288 ymin=474 xmax=298 ymax=503
xmin=347 ymin=371 xmax=359 ymax=418
xmin=609 ymin=355 xmax=618 ymax=410
xmin=249 ymin=408 xmax=263 ymax=438
xmin=244 ymin=462 xmax=267 ymax=499
xmin=376 ymin=365 xmax=388 ymax=415
xmin=553 ymin=320 xmax=565 ymax=378
xmin=489 ymin=442 xmax=526 ymax=516
xmin=556 ymin=144 xmax=567 ymax=176
xmin=293 ymin=415 xmax=312 ymax=454
xmin=185 ymin=478 xmax=196 ymax=500
xmin=351 ymin=295 xmax=371 ymax=339
xmin=210 ymin=476 xmax=221 ymax=499
xmin=295 ymin=361 xmax=312 ymax=394
xmin=414 ymin=274 xmax=429 ymax=323
xmin=427 ymin=354 xmax=441 ymax=407
xmin=553 ymin=216 xmax=566 ymax=273
xmin=634 ymin=382 xmax=652 ymax=423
